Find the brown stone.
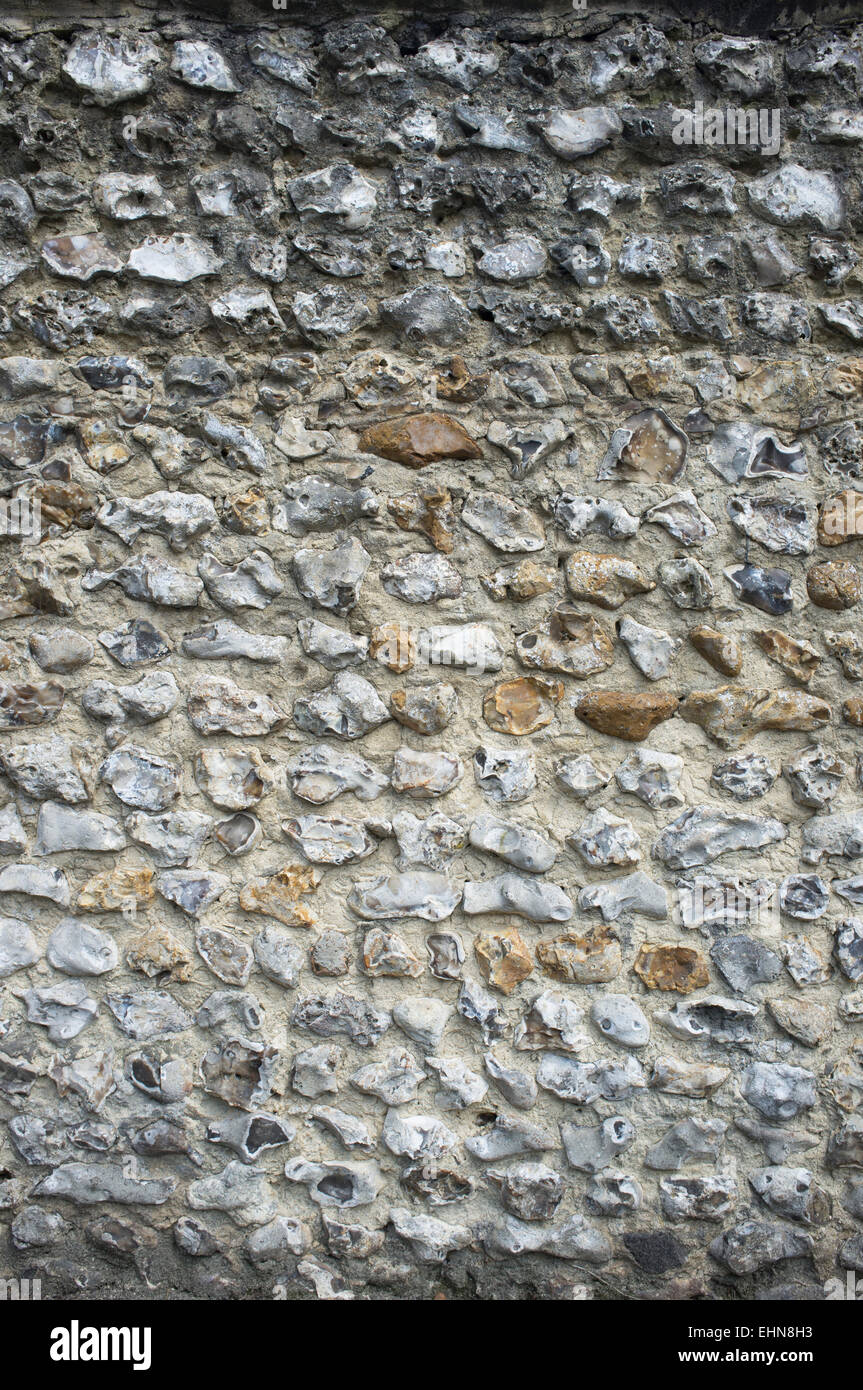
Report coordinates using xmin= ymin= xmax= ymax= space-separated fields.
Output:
xmin=689 ymin=625 xmax=743 ymax=677
xmin=76 ymin=418 xmax=131 ymax=473
xmin=77 ymin=866 xmax=155 ymax=914
xmin=0 ymin=680 xmax=64 ymax=727
xmin=573 ymin=690 xmax=678 ymax=741
xmin=650 ymin=1057 xmax=729 ymax=1097
xmin=735 ymin=360 xmax=814 ymax=412
xmin=843 ymin=698 xmax=863 ymax=727
xmin=433 ymin=354 xmax=489 ymax=403
xmin=388 ymin=486 xmax=456 ymax=553
xmin=536 ymin=927 xmax=621 ymax=983
xmin=807 ymin=560 xmax=862 ymax=611
xmin=126 ymin=926 xmax=192 ymax=982
xmin=602 ymin=407 xmax=688 ymax=482
xmin=362 ymin=927 xmax=423 ymax=978
xmin=30 ymin=481 xmax=98 ymax=533
xmin=481 ymin=559 xmax=557 ymax=602
xmin=370 ymin=622 xmax=415 ymax=672
xmin=475 ymin=927 xmax=534 ymax=995
xmin=679 ymin=685 xmax=831 ymax=749
xmin=565 ymin=551 xmax=655 ymax=610
xmin=483 ymin=676 xmax=563 ymax=736
xmin=239 ymin=865 xmax=319 ymax=927
xmin=220 ymin=485 xmax=269 ymax=535
xmin=516 ymin=604 xmax=614 ymax=678
xmin=359 ymin=412 xmax=482 ymax=468
xmin=633 ymin=944 xmax=710 ymax=994
xmin=755 ymin=629 xmax=821 ymax=683
xmin=818 ymin=490 xmax=863 ymax=546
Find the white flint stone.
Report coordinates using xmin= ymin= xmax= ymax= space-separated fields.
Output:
xmin=468 ymin=814 xmax=556 ymax=872
xmin=462 ymin=873 xmax=572 ymax=922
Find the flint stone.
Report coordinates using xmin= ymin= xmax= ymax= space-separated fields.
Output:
xmin=802 ymin=811 xmax=863 ymax=864
xmin=709 ymin=1220 xmax=812 ymax=1274
xmin=468 ymin=815 xmax=556 ymax=873
xmin=0 ymin=918 xmax=39 ymax=976
xmin=292 ymin=992 xmax=390 ymax=1047
xmin=35 ymin=802 xmax=125 ymax=856
xmin=461 ymin=491 xmax=545 ymax=553
xmin=474 ymin=747 xmax=536 ymax=803
xmin=382 ymin=1110 xmax=458 ymax=1161
xmin=555 ymin=755 xmax=610 ymax=800
xmin=615 ymin=750 xmax=684 ymax=809
xmin=569 ymin=808 xmax=640 ymax=869
xmin=0 ymin=736 xmax=89 ymax=805
xmin=463 ymin=873 xmax=571 ymax=922
xmin=294 ymin=672 xmax=389 ymax=741
xmin=578 ymin=871 xmax=668 ymax=923
xmin=538 ymin=1052 xmax=646 ymax=1105
xmin=644 ymin=1118 xmax=727 ymax=1171
xmin=0 ymin=863 xmax=69 ymax=905
xmin=97 ymin=492 xmax=217 ymax=551
xmin=292 ymin=538 xmax=370 ymax=615
xmin=392 ymin=749 xmax=463 ymax=799
xmin=34 ymin=1162 xmax=175 ymax=1206
xmin=119 ymin=800 xmax=211 ymax=864
xmin=653 ymin=805 xmax=787 ymax=869
xmin=466 ymin=1114 xmax=554 ymax=1161
xmin=297 ymin=620 xmax=368 ymax=671
xmin=349 ymin=872 xmax=459 ymax=923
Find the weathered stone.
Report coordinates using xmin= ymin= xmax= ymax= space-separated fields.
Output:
xmin=360 ymin=414 xmax=481 ymax=468
xmin=807 ymin=560 xmax=862 ymax=610
xmin=239 ymin=866 xmax=318 ymax=928
xmin=536 ymin=927 xmax=622 ymax=984
xmin=689 ymin=626 xmax=742 ymax=677
xmin=679 ymin=686 xmax=831 ymax=749
xmin=573 ymin=690 xmax=678 ymax=741
xmin=516 ymin=605 xmax=614 ymax=679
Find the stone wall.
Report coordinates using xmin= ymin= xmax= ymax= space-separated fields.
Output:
xmin=0 ymin=1 xmax=862 ymax=1302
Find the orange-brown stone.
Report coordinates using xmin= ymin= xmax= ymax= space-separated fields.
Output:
xmin=634 ymin=944 xmax=710 ymax=994
xmin=221 ymin=484 xmax=269 ymax=535
xmin=359 ymin=412 xmax=482 ymax=468
xmin=126 ymin=926 xmax=192 ymax=982
xmin=475 ymin=927 xmax=534 ymax=994
xmin=483 ymin=676 xmax=563 ymax=736
xmin=433 ymin=355 xmax=489 ymax=403
xmin=77 ymin=866 xmax=155 ymax=914
xmin=239 ymin=865 xmax=318 ymax=927
xmin=843 ymin=697 xmax=863 ymax=727
xmin=481 ymin=559 xmax=557 ymax=602
xmin=573 ymin=690 xmax=678 ymax=741
xmin=388 ymin=485 xmax=456 ymax=552
xmin=369 ymin=622 xmax=415 ymax=672
xmin=30 ymin=481 xmax=98 ymax=533
xmin=536 ymin=927 xmax=622 ymax=984
xmin=807 ymin=560 xmax=862 ymax=611
xmin=689 ymin=625 xmax=743 ymax=677
xmin=679 ymin=685 xmax=831 ymax=748
xmin=755 ymin=629 xmax=821 ymax=683
xmin=565 ymin=551 xmax=655 ymax=609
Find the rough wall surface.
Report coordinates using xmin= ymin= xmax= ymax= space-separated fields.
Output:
xmin=1 ymin=1 xmax=863 ymax=1303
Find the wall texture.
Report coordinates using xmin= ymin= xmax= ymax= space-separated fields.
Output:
xmin=1 ymin=1 xmax=863 ymax=1303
